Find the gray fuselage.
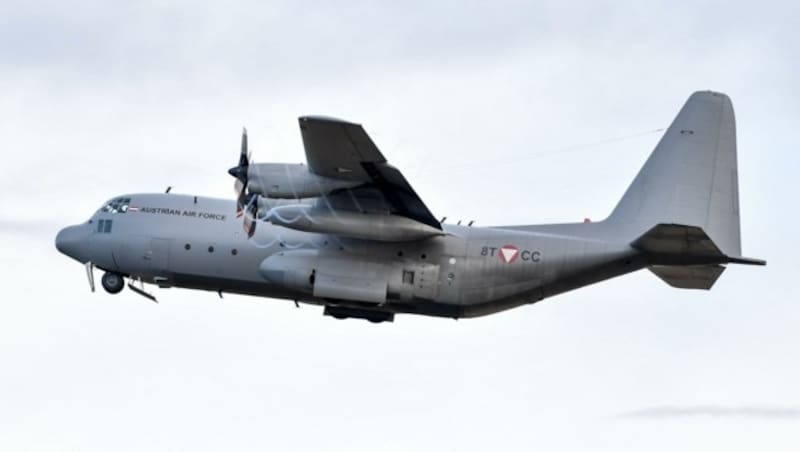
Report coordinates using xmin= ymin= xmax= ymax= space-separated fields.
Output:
xmin=56 ymin=193 xmax=643 ymax=318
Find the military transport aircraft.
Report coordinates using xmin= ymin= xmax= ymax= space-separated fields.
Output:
xmin=55 ymin=91 xmax=765 ymax=322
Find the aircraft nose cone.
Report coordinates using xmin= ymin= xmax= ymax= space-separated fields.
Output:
xmin=55 ymin=224 xmax=90 ymax=263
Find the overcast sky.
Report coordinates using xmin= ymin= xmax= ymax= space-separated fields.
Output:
xmin=1 ymin=1 xmax=798 ymax=451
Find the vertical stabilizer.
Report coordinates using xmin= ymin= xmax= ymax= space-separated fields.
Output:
xmin=607 ymin=91 xmax=741 ymax=257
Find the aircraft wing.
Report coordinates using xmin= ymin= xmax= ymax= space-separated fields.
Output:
xmin=298 ymin=116 xmax=441 ymax=230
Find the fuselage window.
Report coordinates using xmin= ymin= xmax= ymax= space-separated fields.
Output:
xmin=96 ymin=219 xmax=113 ymax=233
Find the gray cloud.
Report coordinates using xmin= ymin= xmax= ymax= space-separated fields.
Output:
xmin=4 ymin=0 xmax=794 ymax=89
xmin=0 ymin=0 xmax=540 ymax=83
xmin=621 ymin=405 xmax=800 ymax=420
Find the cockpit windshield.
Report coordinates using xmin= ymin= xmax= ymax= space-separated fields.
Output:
xmin=101 ymin=197 xmax=132 ymax=214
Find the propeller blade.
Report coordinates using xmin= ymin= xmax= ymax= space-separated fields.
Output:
xmin=228 ymin=127 xmax=250 ymax=182
xmin=243 ymin=209 xmax=256 ymax=238
xmin=234 ymin=179 xmax=246 ymax=216
xmin=239 ymin=127 xmax=249 ymax=167
xmin=242 ymin=194 xmax=259 ymax=237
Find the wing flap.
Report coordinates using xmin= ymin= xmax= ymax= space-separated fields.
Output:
xmin=360 ymin=162 xmax=441 ymax=230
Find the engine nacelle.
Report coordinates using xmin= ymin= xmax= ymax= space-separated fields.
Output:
xmin=246 ymin=163 xmax=362 ymax=198
xmin=264 ymin=204 xmax=444 ymax=242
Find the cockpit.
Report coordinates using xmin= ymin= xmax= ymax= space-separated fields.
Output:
xmin=93 ymin=197 xmax=134 ymax=234
xmin=100 ymin=197 xmax=132 ymax=214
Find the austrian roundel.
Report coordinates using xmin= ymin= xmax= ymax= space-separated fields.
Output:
xmin=498 ymin=244 xmax=519 ymax=263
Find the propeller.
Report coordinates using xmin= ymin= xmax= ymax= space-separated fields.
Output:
xmin=228 ymin=128 xmax=259 ymax=237
xmin=229 ymin=128 xmax=250 ymax=214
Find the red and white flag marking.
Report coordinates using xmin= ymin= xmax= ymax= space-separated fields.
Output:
xmin=499 ymin=244 xmax=519 ymax=263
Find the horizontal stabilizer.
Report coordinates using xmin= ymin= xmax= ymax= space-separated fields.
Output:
xmin=632 ymin=223 xmax=765 ymax=266
xmin=632 ymin=223 xmax=725 ymax=265
xmin=649 ymin=265 xmax=726 ymax=290
xmin=631 ymin=224 xmax=726 ymax=264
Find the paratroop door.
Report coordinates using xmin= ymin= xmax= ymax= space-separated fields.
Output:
xmin=147 ymin=238 xmax=172 ymax=276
